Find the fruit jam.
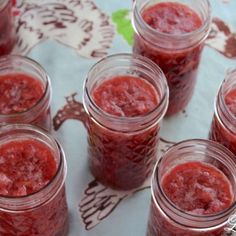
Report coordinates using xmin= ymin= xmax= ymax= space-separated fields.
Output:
xmin=0 ymin=125 xmax=68 ymax=236
xmin=147 ymin=140 xmax=236 ymax=236
xmin=0 ymin=56 xmax=52 ymax=131
xmin=133 ymin=1 xmax=211 ymax=115
xmin=83 ymin=54 xmax=168 ymax=190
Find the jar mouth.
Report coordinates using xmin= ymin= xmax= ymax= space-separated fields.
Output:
xmin=0 ymin=124 xmax=67 ymax=212
xmin=0 ymin=55 xmax=51 ymax=123
xmin=83 ymin=53 xmax=169 ymax=132
xmin=151 ymin=139 xmax=236 ymax=228
xmin=133 ymin=0 xmax=212 ymax=49
xmin=215 ymin=69 xmax=236 ymax=134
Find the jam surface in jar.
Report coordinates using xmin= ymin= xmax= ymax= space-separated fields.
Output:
xmin=88 ymin=75 xmax=160 ymax=190
xmin=0 ymin=73 xmax=51 ymax=130
xmin=92 ymin=75 xmax=159 ymax=117
xmin=0 ymin=73 xmax=44 ymax=115
xmin=0 ymin=138 xmax=68 ymax=236
xmin=0 ymin=0 xmax=15 ymax=55
xmin=133 ymin=2 xmax=205 ymax=115
xmin=148 ymin=161 xmax=234 ymax=236
xmin=142 ymin=2 xmax=202 ymax=34
xmin=0 ymin=140 xmax=57 ymax=196
xmin=162 ymin=162 xmax=233 ymax=215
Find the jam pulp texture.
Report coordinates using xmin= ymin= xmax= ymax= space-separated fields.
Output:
xmin=0 ymin=1 xmax=15 ymax=55
xmin=133 ymin=2 xmax=203 ymax=115
xmin=88 ymin=75 xmax=160 ymax=190
xmin=147 ymin=162 xmax=234 ymax=236
xmin=209 ymin=88 xmax=236 ymax=155
xmin=0 ymin=73 xmax=51 ymax=130
xmin=0 ymin=139 xmax=68 ymax=236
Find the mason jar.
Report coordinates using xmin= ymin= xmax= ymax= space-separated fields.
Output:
xmin=147 ymin=139 xmax=236 ymax=236
xmin=209 ymin=69 xmax=236 ymax=155
xmin=83 ymin=53 xmax=169 ymax=190
xmin=132 ymin=0 xmax=211 ymax=115
xmin=0 ymin=124 xmax=68 ymax=236
xmin=0 ymin=55 xmax=52 ymax=131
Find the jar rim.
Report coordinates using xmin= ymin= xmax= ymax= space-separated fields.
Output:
xmin=151 ymin=139 xmax=236 ymax=228
xmin=133 ymin=0 xmax=212 ymax=49
xmin=0 ymin=124 xmax=67 ymax=211
xmin=0 ymin=55 xmax=51 ymax=122
xmin=83 ymin=53 xmax=169 ymax=132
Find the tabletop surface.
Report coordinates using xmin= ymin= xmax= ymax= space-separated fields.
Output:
xmin=12 ymin=0 xmax=236 ymax=235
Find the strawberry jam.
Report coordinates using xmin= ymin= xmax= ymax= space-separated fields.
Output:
xmin=89 ymin=75 xmax=160 ymax=190
xmin=162 ymin=162 xmax=233 ymax=215
xmin=0 ymin=73 xmax=44 ymax=115
xmin=0 ymin=56 xmax=52 ymax=131
xmin=0 ymin=125 xmax=68 ymax=236
xmin=83 ymin=54 xmax=168 ymax=190
xmin=133 ymin=1 xmax=211 ymax=115
xmin=147 ymin=139 xmax=236 ymax=236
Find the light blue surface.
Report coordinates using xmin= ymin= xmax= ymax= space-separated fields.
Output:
xmin=28 ymin=0 xmax=236 ymax=235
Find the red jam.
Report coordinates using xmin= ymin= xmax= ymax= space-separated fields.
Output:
xmin=142 ymin=3 xmax=202 ymax=34
xmin=0 ymin=140 xmax=57 ymax=196
xmin=148 ymin=162 xmax=234 ymax=236
xmin=0 ymin=139 xmax=68 ymax=236
xmin=0 ymin=73 xmax=44 ymax=114
xmin=209 ymin=88 xmax=236 ymax=154
xmin=0 ymin=1 xmax=15 ymax=55
xmin=0 ymin=73 xmax=51 ymax=130
xmin=92 ymin=75 xmax=159 ymax=117
xmin=133 ymin=2 xmax=204 ymax=115
xmin=162 ymin=162 xmax=233 ymax=215
xmin=88 ymin=75 xmax=160 ymax=190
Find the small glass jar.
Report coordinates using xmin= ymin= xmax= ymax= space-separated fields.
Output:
xmin=0 ymin=55 xmax=52 ymax=131
xmin=132 ymin=0 xmax=211 ymax=115
xmin=83 ymin=53 xmax=169 ymax=190
xmin=147 ymin=139 xmax=236 ymax=236
xmin=209 ymin=69 xmax=236 ymax=155
xmin=0 ymin=124 xmax=68 ymax=236
xmin=0 ymin=0 xmax=15 ymax=55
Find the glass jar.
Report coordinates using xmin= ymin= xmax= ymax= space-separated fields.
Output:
xmin=0 ymin=124 xmax=68 ymax=236
xmin=83 ymin=53 xmax=169 ymax=190
xmin=0 ymin=0 xmax=15 ymax=55
xmin=147 ymin=139 xmax=236 ymax=236
xmin=132 ymin=0 xmax=211 ymax=115
xmin=0 ymin=55 xmax=52 ymax=131
xmin=209 ymin=69 xmax=236 ymax=155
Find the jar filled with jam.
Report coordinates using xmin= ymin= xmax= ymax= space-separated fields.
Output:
xmin=83 ymin=53 xmax=169 ymax=190
xmin=0 ymin=55 xmax=52 ymax=131
xmin=147 ymin=139 xmax=236 ymax=236
xmin=0 ymin=124 xmax=69 ymax=236
xmin=132 ymin=0 xmax=211 ymax=115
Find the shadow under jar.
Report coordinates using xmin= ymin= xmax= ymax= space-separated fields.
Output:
xmin=132 ymin=0 xmax=211 ymax=116
xmin=83 ymin=53 xmax=169 ymax=190
xmin=147 ymin=139 xmax=236 ymax=236
xmin=209 ymin=69 xmax=236 ymax=155
xmin=0 ymin=124 xmax=68 ymax=236
xmin=0 ymin=0 xmax=15 ymax=56
xmin=0 ymin=55 xmax=52 ymax=131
